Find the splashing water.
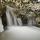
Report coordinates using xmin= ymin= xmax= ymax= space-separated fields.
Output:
xmin=0 ymin=17 xmax=4 ymax=32
xmin=6 ymin=6 xmax=22 ymax=26
xmin=6 ymin=6 xmax=13 ymax=26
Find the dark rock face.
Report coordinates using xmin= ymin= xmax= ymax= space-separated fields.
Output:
xmin=19 ymin=15 xmax=28 ymax=26
xmin=1 ymin=6 xmax=7 ymax=30
xmin=1 ymin=13 xmax=7 ymax=30
xmin=0 ymin=3 xmax=7 ymax=30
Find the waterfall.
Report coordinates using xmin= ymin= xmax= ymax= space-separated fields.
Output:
xmin=6 ymin=6 xmax=13 ymax=26
xmin=10 ymin=12 xmax=18 ymax=26
xmin=17 ymin=18 xmax=22 ymax=26
xmin=11 ymin=10 xmax=22 ymax=26
xmin=27 ymin=17 xmax=33 ymax=26
xmin=13 ymin=16 xmax=18 ymax=26
xmin=0 ymin=17 xmax=4 ymax=32
xmin=10 ymin=7 xmax=22 ymax=26
xmin=6 ymin=5 xmax=23 ymax=26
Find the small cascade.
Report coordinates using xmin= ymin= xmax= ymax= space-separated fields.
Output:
xmin=6 ymin=5 xmax=23 ymax=26
xmin=0 ymin=17 xmax=4 ymax=32
xmin=10 ymin=9 xmax=18 ymax=26
xmin=11 ymin=11 xmax=23 ymax=26
xmin=17 ymin=18 xmax=22 ymax=26
xmin=27 ymin=17 xmax=33 ymax=26
xmin=13 ymin=16 xmax=18 ymax=26
xmin=6 ymin=6 xmax=13 ymax=26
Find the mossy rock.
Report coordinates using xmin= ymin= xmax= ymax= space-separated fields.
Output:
xmin=0 ymin=4 xmax=6 ymax=16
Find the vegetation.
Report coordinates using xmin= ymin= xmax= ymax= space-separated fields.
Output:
xmin=0 ymin=0 xmax=40 ymax=27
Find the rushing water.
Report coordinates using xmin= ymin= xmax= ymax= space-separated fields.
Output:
xmin=0 ymin=5 xmax=36 ymax=32
xmin=27 ymin=18 xmax=33 ymax=26
xmin=6 ymin=6 xmax=22 ymax=26
xmin=0 ymin=17 xmax=4 ymax=32
xmin=6 ymin=6 xmax=13 ymax=26
xmin=6 ymin=5 xmax=36 ymax=26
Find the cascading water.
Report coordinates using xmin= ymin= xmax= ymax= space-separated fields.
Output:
xmin=6 ymin=6 xmax=22 ymax=26
xmin=0 ymin=17 xmax=4 ymax=32
xmin=27 ymin=17 xmax=33 ymax=26
xmin=6 ymin=6 xmax=13 ymax=26
xmin=17 ymin=18 xmax=22 ymax=26
xmin=6 ymin=5 xmax=35 ymax=26
xmin=10 ymin=7 xmax=22 ymax=26
xmin=13 ymin=16 xmax=18 ymax=26
xmin=10 ymin=10 xmax=18 ymax=26
xmin=6 ymin=6 xmax=18 ymax=26
xmin=11 ymin=11 xmax=23 ymax=26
